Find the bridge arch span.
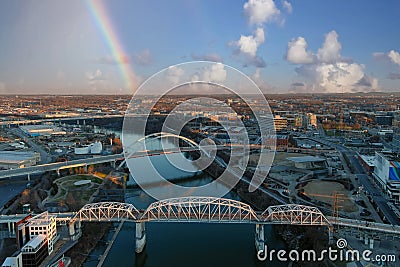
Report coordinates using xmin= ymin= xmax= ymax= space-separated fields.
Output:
xmin=73 ymin=202 xmax=140 ymax=222
xmin=141 ymin=196 xmax=258 ymax=223
xmin=261 ymin=204 xmax=330 ymax=226
xmin=134 ymin=132 xmax=199 ymax=148
xmin=119 ymin=132 xmax=213 ymax=169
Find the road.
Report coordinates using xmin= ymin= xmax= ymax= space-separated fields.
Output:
xmin=8 ymin=128 xmax=52 ymax=164
xmin=0 ymin=154 xmax=123 ymax=180
xmin=312 ymin=137 xmax=400 ymax=225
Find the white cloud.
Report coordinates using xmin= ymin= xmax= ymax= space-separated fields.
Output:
xmin=286 ymin=37 xmax=315 ymax=64
xmin=244 ymin=0 xmax=280 ymax=25
xmin=287 ymin=31 xmax=379 ymax=93
xmin=388 ymin=50 xmax=400 ymax=66
xmin=373 ymin=50 xmax=400 ymax=68
xmin=166 ymin=66 xmax=184 ymax=84
xmin=282 ymin=1 xmax=292 ymax=13
xmin=317 ymin=31 xmax=342 ymax=63
xmin=234 ymin=27 xmax=265 ymax=58
xmin=202 ymin=63 xmax=227 ymax=82
xmin=295 ymin=62 xmax=379 ymax=93
xmin=316 ymin=62 xmax=371 ymax=93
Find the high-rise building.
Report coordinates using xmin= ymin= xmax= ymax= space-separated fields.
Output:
xmin=273 ymin=115 xmax=288 ymax=132
xmin=373 ymin=152 xmax=400 ymax=201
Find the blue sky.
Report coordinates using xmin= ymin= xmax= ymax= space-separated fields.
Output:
xmin=0 ymin=0 xmax=399 ymax=94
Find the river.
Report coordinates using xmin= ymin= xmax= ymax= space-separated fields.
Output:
xmin=82 ymin=128 xmax=287 ymax=266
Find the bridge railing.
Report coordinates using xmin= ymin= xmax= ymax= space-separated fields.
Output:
xmin=73 ymin=202 xmax=140 ymax=222
xmin=141 ymin=197 xmax=259 ymax=223
xmin=261 ymin=204 xmax=331 ymax=226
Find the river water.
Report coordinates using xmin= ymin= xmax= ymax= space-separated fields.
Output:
xmin=82 ymin=128 xmax=287 ymax=267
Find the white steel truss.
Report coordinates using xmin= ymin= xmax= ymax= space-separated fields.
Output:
xmin=73 ymin=202 xmax=139 ymax=222
xmin=141 ymin=196 xmax=258 ymax=223
xmin=261 ymin=204 xmax=330 ymax=225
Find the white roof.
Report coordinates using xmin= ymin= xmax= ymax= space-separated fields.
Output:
xmin=360 ymin=155 xmax=375 ymax=167
xmin=23 ymin=234 xmax=46 ymax=250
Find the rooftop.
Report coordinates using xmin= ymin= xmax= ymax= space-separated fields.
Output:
xmin=0 ymin=151 xmax=38 ymax=163
xmin=22 ymin=234 xmax=46 ymax=251
xmin=286 ymin=156 xmax=326 ymax=163
xmin=360 ymin=155 xmax=375 ymax=167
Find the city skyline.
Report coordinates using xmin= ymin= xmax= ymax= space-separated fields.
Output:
xmin=0 ymin=0 xmax=399 ymax=94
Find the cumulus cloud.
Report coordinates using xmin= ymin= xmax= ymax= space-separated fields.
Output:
xmin=244 ymin=0 xmax=280 ymax=25
xmin=282 ymin=1 xmax=292 ymax=13
xmin=231 ymin=28 xmax=266 ymax=67
xmin=286 ymin=37 xmax=315 ymax=64
xmin=286 ymin=31 xmax=378 ymax=93
xmin=316 ymin=62 xmax=378 ymax=93
xmin=388 ymin=50 xmax=400 ymax=66
xmin=191 ymin=52 xmax=223 ymax=62
xmin=372 ymin=50 xmax=400 ymax=80
xmin=166 ymin=66 xmax=184 ymax=84
xmin=133 ymin=49 xmax=153 ymax=66
xmin=234 ymin=27 xmax=265 ymax=57
xmin=202 ymin=63 xmax=227 ymax=82
xmin=231 ymin=0 xmax=290 ymax=68
xmin=317 ymin=31 xmax=342 ymax=63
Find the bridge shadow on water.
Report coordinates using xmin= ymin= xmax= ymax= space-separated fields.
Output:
xmin=93 ymin=222 xmax=287 ymax=267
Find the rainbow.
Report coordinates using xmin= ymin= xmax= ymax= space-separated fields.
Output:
xmin=85 ymin=0 xmax=136 ymax=92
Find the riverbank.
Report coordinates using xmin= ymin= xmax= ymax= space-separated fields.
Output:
xmin=200 ymin=155 xmax=338 ymax=267
xmin=65 ymin=222 xmax=112 ymax=267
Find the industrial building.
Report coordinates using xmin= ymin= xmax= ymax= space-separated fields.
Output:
xmin=0 ymin=151 xmax=40 ymax=170
xmin=74 ymin=141 xmax=103 ymax=155
xmin=373 ymin=152 xmax=400 ymax=201
xmin=19 ymin=125 xmax=66 ymax=137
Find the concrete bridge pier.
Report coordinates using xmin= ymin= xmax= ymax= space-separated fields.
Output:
xmin=364 ymin=234 xmax=369 ymax=245
xmin=27 ymin=173 xmax=30 ymax=181
xmin=328 ymin=226 xmax=334 ymax=244
xmin=8 ymin=222 xmax=15 ymax=236
xmin=68 ymin=221 xmax=81 ymax=241
xmin=135 ymin=222 xmax=146 ymax=253
xmin=369 ymin=238 xmax=374 ymax=249
xmin=359 ymin=233 xmax=363 ymax=241
xmin=255 ymin=224 xmax=265 ymax=254
xmin=111 ymin=160 xmax=116 ymax=169
xmin=56 ymin=169 xmax=60 ymax=177
xmin=68 ymin=221 xmax=75 ymax=239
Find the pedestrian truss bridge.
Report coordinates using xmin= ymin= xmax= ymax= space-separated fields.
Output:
xmin=59 ymin=197 xmax=399 ymax=235
xmin=2 ymin=197 xmax=400 ymax=254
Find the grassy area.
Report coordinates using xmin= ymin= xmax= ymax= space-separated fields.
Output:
xmin=49 ymin=174 xmax=103 ymax=207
